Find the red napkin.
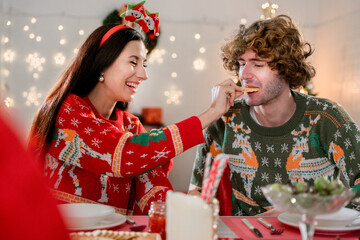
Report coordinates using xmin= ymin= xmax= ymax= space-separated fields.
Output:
xmin=220 ymin=217 xmax=360 ymax=240
xmin=217 ymin=165 xmax=232 ymax=216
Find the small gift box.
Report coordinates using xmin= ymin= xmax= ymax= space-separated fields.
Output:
xmin=142 ymin=108 xmax=162 ymax=125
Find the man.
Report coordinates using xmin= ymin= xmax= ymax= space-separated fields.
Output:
xmin=189 ymin=15 xmax=360 ymax=216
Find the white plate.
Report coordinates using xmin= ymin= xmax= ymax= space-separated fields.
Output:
xmin=66 ymin=213 xmax=126 ymax=231
xmin=59 ymin=203 xmax=115 ymax=228
xmin=315 ymin=208 xmax=359 ymax=227
xmin=278 ymin=209 xmax=360 ymax=235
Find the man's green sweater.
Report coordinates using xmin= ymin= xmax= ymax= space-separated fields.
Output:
xmin=190 ymin=91 xmax=360 ymax=216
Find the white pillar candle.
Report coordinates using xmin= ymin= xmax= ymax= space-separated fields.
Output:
xmin=166 ymin=191 xmax=218 ymax=240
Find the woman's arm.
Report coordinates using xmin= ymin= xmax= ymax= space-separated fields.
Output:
xmin=198 ymin=79 xmax=243 ymax=128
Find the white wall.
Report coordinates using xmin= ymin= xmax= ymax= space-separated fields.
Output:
xmin=314 ymin=0 xmax=360 ymax=124
xmin=1 ymin=0 xmax=358 ymax=191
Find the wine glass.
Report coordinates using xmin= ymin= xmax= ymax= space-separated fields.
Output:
xmin=262 ymin=185 xmax=354 ymax=240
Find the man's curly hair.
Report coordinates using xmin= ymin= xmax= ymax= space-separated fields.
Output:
xmin=221 ymin=15 xmax=315 ymax=89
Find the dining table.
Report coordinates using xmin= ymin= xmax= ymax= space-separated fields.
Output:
xmin=78 ymin=215 xmax=360 ymax=240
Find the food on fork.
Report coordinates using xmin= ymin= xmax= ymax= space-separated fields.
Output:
xmin=242 ymin=87 xmax=259 ymax=93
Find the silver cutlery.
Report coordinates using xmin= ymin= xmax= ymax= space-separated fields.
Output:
xmin=241 ymin=218 xmax=263 ymax=238
xmin=257 ymin=218 xmax=284 ymax=235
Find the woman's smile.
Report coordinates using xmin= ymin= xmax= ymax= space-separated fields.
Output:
xmin=126 ymin=81 xmax=141 ymax=93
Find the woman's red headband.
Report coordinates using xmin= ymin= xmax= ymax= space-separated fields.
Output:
xmin=99 ymin=25 xmax=131 ymax=48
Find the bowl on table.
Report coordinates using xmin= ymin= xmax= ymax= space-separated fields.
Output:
xmin=262 ymin=183 xmax=355 ymax=240
xmin=58 ymin=203 xmax=115 ymax=228
xmin=262 ymin=185 xmax=355 ymax=216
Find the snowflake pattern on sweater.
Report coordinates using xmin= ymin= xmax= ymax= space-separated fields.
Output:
xmin=46 ymin=94 xmax=204 ymax=215
xmin=190 ymin=91 xmax=360 ymax=216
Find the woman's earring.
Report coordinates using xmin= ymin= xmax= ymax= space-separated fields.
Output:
xmin=99 ymin=74 xmax=104 ymax=82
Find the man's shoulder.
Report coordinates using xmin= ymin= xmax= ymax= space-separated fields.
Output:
xmin=294 ymin=91 xmax=338 ymax=109
xmin=304 ymin=95 xmax=341 ymax=111
xmin=297 ymin=92 xmax=354 ymax=123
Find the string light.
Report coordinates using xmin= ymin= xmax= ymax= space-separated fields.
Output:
xmin=6 ymin=20 xmax=11 ymax=26
xmin=4 ymin=97 xmax=14 ymax=108
xmin=164 ymin=86 xmax=183 ymax=105
xmin=240 ymin=18 xmax=247 ymax=24
xmin=3 ymin=49 xmax=15 ymax=62
xmin=23 ymin=86 xmax=42 ymax=106
xmin=193 ymin=58 xmax=205 ymax=71
xmin=54 ymin=53 xmax=66 ymax=65
xmin=26 ymin=52 xmax=45 ymax=72
xmin=32 ymin=73 xmax=39 ymax=79
xmin=148 ymin=48 xmax=166 ymax=64
xmin=0 ymin=13 xmax=215 ymax=110
xmin=2 ymin=37 xmax=9 ymax=43
xmin=260 ymin=1 xmax=279 ymax=19
xmin=59 ymin=38 xmax=67 ymax=45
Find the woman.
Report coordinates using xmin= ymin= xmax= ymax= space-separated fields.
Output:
xmin=29 ymin=24 xmax=242 ymax=215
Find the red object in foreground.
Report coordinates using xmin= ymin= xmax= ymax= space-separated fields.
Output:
xmin=0 ymin=111 xmax=70 ymax=240
xmin=217 ymin=164 xmax=232 ymax=216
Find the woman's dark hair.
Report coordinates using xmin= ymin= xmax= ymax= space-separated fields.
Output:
xmin=29 ymin=24 xmax=144 ymax=156
xmin=221 ymin=15 xmax=316 ymax=89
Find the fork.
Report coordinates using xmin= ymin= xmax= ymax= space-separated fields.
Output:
xmin=257 ymin=218 xmax=284 ymax=235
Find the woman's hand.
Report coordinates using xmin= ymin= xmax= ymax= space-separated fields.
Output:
xmin=211 ymin=78 xmax=243 ymax=113
xmin=198 ymin=79 xmax=243 ymax=128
